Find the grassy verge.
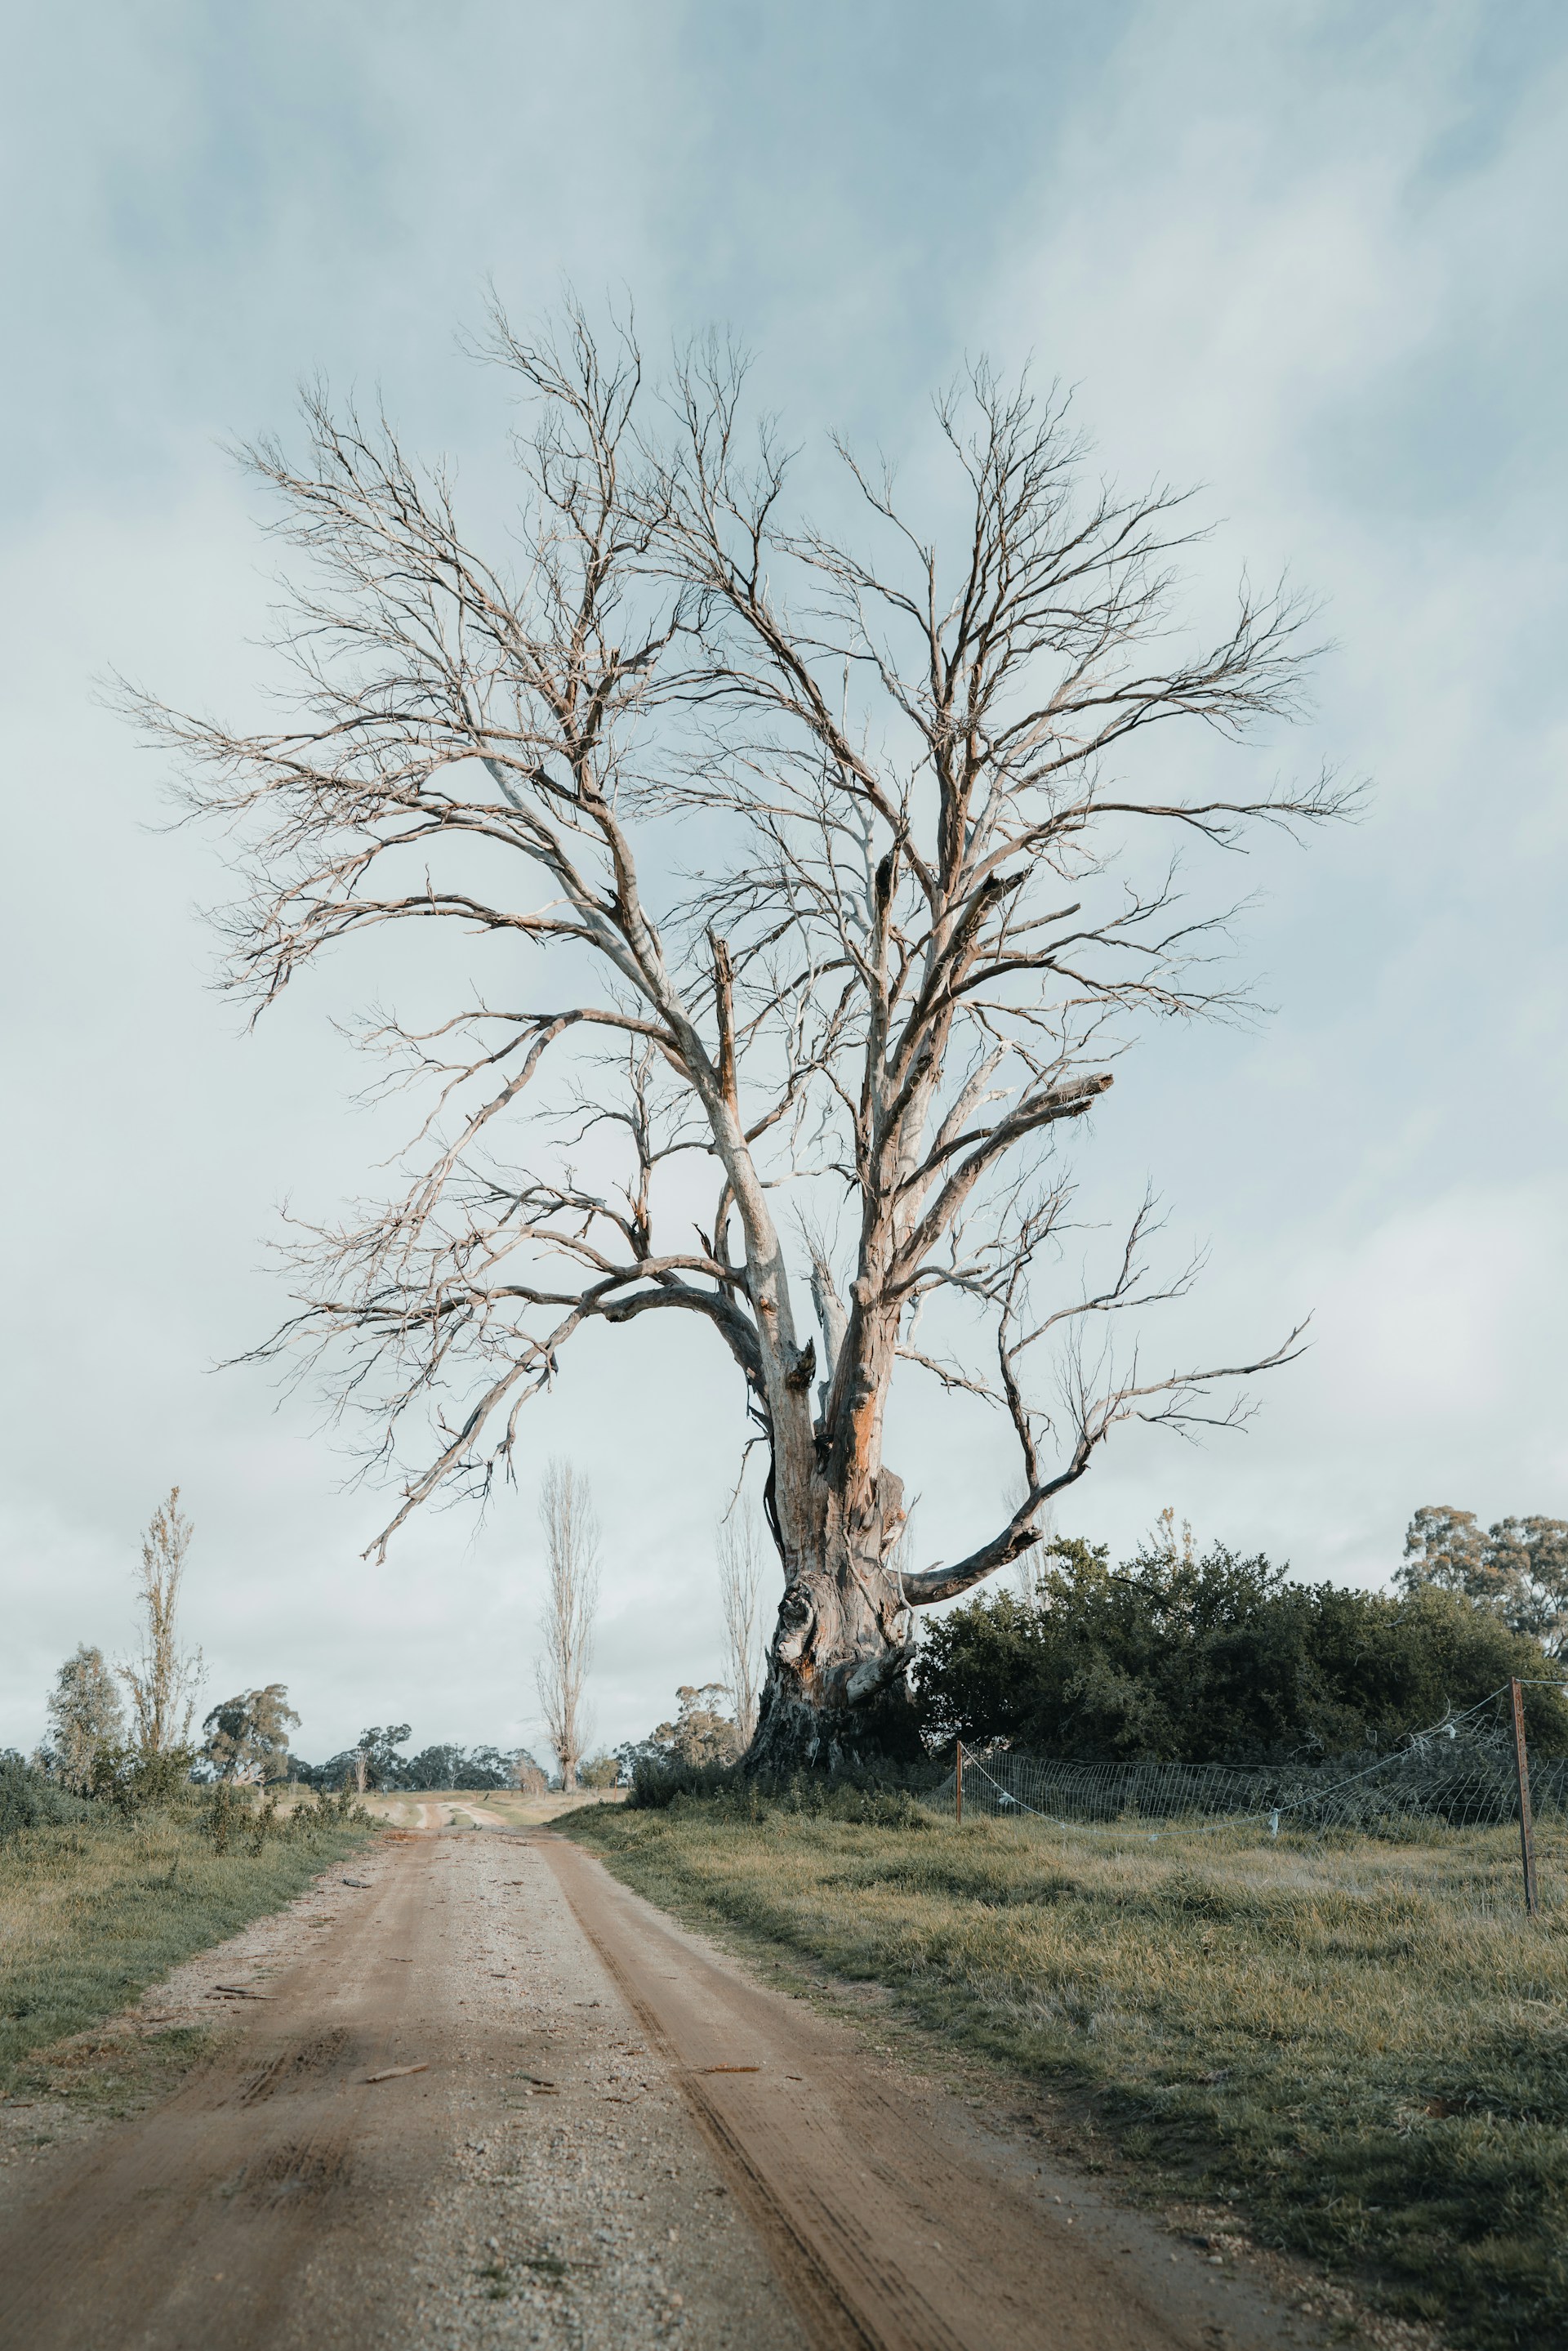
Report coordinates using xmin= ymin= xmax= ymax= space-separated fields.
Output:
xmin=566 ymin=1796 xmax=1568 ymax=2350
xmin=1 ymin=1802 xmax=374 ymax=2099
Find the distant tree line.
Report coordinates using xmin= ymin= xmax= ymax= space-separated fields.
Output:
xmin=30 ymin=1480 xmax=1565 ymax=1794
xmin=287 ymin=1724 xmax=547 ymax=1792
xmin=27 ymin=1469 xmax=774 ymax=1802
xmin=1398 ymin=1507 xmax=1568 ymax=1653
xmin=24 ymin=1489 xmax=553 ymax=1803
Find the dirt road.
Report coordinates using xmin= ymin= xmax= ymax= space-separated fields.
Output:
xmin=0 ymin=1827 xmax=1332 ymax=2350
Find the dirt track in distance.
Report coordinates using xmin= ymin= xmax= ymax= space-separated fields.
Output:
xmin=0 ymin=1825 xmax=1344 ymax=2350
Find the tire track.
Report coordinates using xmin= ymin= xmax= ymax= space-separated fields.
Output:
xmin=539 ymin=1832 xmax=1323 ymax=2351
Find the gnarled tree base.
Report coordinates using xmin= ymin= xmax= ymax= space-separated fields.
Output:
xmin=743 ymin=1680 xmax=927 ymax=1777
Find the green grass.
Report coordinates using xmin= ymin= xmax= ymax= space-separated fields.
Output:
xmin=567 ymin=1796 xmax=1568 ymax=2350
xmin=0 ymin=1803 xmax=375 ymax=2096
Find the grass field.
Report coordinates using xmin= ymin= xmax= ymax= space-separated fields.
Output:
xmin=568 ymin=1796 xmax=1568 ymax=2350
xmin=0 ymin=1802 xmax=374 ymax=2099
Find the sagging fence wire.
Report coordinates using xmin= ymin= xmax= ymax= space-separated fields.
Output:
xmin=929 ymin=1678 xmax=1568 ymax=1916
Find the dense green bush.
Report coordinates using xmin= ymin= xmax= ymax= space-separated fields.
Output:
xmin=626 ymin=1755 xmax=739 ymax=1808
xmin=627 ymin=1751 xmax=943 ymax=1816
xmin=98 ymin=1745 xmax=201 ymax=1815
xmin=0 ymin=1752 xmax=94 ymax=1844
xmin=915 ymin=1539 xmax=1568 ymax=1763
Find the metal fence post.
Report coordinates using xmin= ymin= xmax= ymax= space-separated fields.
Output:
xmin=1511 ymin=1678 xmax=1539 ymax=1917
xmin=956 ymin=1740 xmax=964 ymax=1827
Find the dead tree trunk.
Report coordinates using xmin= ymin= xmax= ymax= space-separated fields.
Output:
xmin=751 ymin=1470 xmax=920 ymax=1770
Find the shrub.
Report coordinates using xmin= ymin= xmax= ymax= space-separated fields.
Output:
xmin=915 ymin=1540 xmax=1568 ymax=1764
xmin=204 ymin=1779 xmax=242 ymax=1854
xmin=626 ymin=1751 xmax=942 ymax=1818
xmin=627 ymin=1755 xmax=738 ymax=1808
xmin=107 ymin=1746 xmax=200 ymax=1816
xmin=0 ymin=1752 xmax=93 ymax=1844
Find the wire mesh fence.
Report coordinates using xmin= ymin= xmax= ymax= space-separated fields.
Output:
xmin=927 ymin=1680 xmax=1568 ymax=1918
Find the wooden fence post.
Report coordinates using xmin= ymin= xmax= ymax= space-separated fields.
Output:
xmin=1511 ymin=1678 xmax=1539 ymax=1918
xmin=956 ymin=1740 xmax=964 ymax=1827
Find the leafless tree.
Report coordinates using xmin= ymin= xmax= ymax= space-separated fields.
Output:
xmin=718 ymin=1500 xmax=768 ymax=1747
xmin=120 ymin=1487 xmax=203 ymax=1755
xmin=128 ymin=303 xmax=1344 ymax=1769
xmin=536 ymin=1460 xmax=600 ymax=1790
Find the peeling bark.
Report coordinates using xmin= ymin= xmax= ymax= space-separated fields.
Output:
xmin=750 ymin=1466 xmax=923 ymax=1771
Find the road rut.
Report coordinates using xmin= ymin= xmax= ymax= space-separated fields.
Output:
xmin=540 ymin=1833 xmax=1319 ymax=2351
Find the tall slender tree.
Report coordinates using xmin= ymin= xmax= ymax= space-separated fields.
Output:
xmin=120 ymin=1488 xmax=203 ymax=1755
xmin=718 ymin=1500 xmax=767 ymax=1748
xmin=536 ymin=1461 xmax=601 ymax=1791
xmin=131 ymin=306 xmax=1341 ymax=1767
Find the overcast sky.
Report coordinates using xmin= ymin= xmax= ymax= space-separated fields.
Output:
xmin=3 ymin=0 xmax=1565 ymax=1769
